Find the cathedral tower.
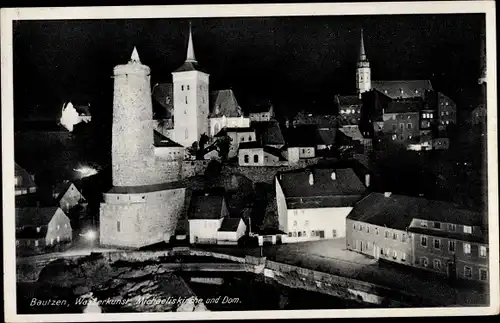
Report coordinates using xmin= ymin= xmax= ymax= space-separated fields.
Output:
xmin=111 ymin=47 xmax=155 ymax=186
xmin=356 ymin=29 xmax=371 ymax=97
xmin=172 ymin=23 xmax=210 ymax=147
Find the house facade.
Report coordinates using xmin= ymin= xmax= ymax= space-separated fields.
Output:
xmin=238 ymin=142 xmax=287 ymax=166
xmin=53 ymin=181 xmax=86 ymax=213
xmin=216 ymin=217 xmax=247 ymax=245
xmin=249 ymin=101 xmax=274 ymax=122
xmin=15 ymin=162 xmax=37 ymax=196
xmin=337 ymin=95 xmax=363 ymax=126
xmin=209 ymin=89 xmax=250 ymax=137
xmin=437 ymin=92 xmax=457 ymax=128
xmin=16 ymin=207 xmax=72 ymax=254
xmin=188 ymin=191 xmax=229 ymax=244
xmin=276 ymin=167 xmax=366 ymax=243
xmin=382 ymin=100 xmax=421 ymax=142
xmin=409 ymin=217 xmax=488 ymax=283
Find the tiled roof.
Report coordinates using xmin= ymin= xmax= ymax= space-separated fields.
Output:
xmin=188 ymin=194 xmax=226 ymax=220
xmin=317 ymin=128 xmax=337 ymax=145
xmin=385 ymin=98 xmax=423 ymax=114
xmin=53 ymin=181 xmax=79 ymax=203
xmin=408 ymin=227 xmax=486 ymax=244
xmin=209 ymin=89 xmax=243 ymax=118
xmin=278 ymin=168 xmax=366 ymax=200
xmin=215 ymin=127 xmax=254 ymax=137
xmin=218 ymin=217 xmax=243 ymax=232
xmin=15 ymin=207 xmax=60 ymax=227
xmin=107 ymin=181 xmax=185 ymax=194
xmin=251 ymin=121 xmax=285 ymax=146
xmin=238 ymin=141 xmax=262 ymax=150
xmin=152 ymin=83 xmax=173 ymax=119
xmin=174 ymin=61 xmax=206 ymax=73
xmin=372 ymin=80 xmax=433 ymax=99
xmin=154 ymin=130 xmax=183 ymax=148
xmin=347 ymin=192 xmax=484 ymax=230
xmin=338 ymin=95 xmax=362 ymax=106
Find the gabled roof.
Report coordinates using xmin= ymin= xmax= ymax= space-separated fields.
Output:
xmin=15 ymin=162 xmax=36 ymax=188
xmin=154 ymin=130 xmax=183 ymax=148
xmin=218 ymin=217 xmax=243 ymax=232
xmin=251 ymin=121 xmax=285 ymax=146
xmin=15 ymin=207 xmax=61 ymax=227
xmin=53 ymin=181 xmax=83 ymax=203
xmin=372 ymin=80 xmax=433 ymax=99
xmin=188 ymin=193 xmax=226 ymax=220
xmin=278 ymin=168 xmax=366 ymax=199
xmin=209 ymin=89 xmax=243 ymax=118
xmin=347 ymin=192 xmax=484 ymax=230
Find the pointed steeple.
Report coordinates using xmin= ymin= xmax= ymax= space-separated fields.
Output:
xmin=359 ymin=29 xmax=367 ymax=62
xmin=186 ymin=22 xmax=197 ymax=63
xmin=130 ymin=46 xmax=141 ymax=64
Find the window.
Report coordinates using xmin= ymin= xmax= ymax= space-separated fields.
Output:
xmin=288 ymin=232 xmax=292 ymax=237
xmin=433 ymin=222 xmax=441 ymax=229
xmin=56 ymin=225 xmax=60 ymax=230
xmin=65 ymin=224 xmax=68 ymax=228
xmin=479 ymin=268 xmax=488 ymax=281
xmin=380 ymin=248 xmax=384 ymax=255
xmin=434 ymin=239 xmax=441 ymax=249
xmin=298 ymin=231 xmax=302 ymax=237
xmin=366 ymin=226 xmax=370 ymax=233
xmin=401 ymin=234 xmax=406 ymax=242
xmin=293 ymin=232 xmax=297 ymax=237
xmin=385 ymin=231 xmax=390 ymax=238
xmin=36 ymin=227 xmax=41 ymax=233
xmin=407 ymin=123 xmax=412 ymax=129
xmin=353 ymin=223 xmax=356 ymax=230
xmin=480 ymin=246 xmax=487 ymax=257
xmin=332 ymin=229 xmax=337 ymax=237
xmin=392 ymin=124 xmax=397 ymax=131
xmin=400 ymin=123 xmax=404 ymax=130
xmin=420 ymin=220 xmax=428 ymax=228
xmin=464 ymin=266 xmax=472 ymax=278
xmin=463 ymin=226 xmax=472 ymax=234
xmin=293 ymin=221 xmax=297 ymax=226
xmin=393 ymin=232 xmax=398 ymax=240
xmin=463 ymin=243 xmax=471 ymax=255
xmin=375 ymin=228 xmax=379 ymax=235
xmin=305 ymin=220 xmax=309 ymax=226
xmin=421 ymin=257 xmax=428 ymax=267
xmin=421 ymin=235 xmax=427 ymax=247
xmin=185 ymin=128 xmax=188 ymax=139
xmin=243 ymin=154 xmax=249 ymax=163
xmin=35 ymin=240 xmax=39 ymax=247
xmin=181 ymin=85 xmax=184 ymax=91
xmin=433 ymin=259 xmax=441 ymax=270
xmin=187 ymin=85 xmax=190 ymax=90
xmin=254 ymin=155 xmax=259 ymax=163
xmin=117 ymin=221 xmax=121 ymax=232
xmin=401 ymin=252 xmax=407 ymax=262
xmin=448 ymin=224 xmax=456 ymax=231
xmin=185 ymin=96 xmax=188 ymax=104
xmin=360 ymin=224 xmax=364 ymax=231
xmin=392 ymin=250 xmax=397 ymax=259
xmin=449 ymin=240 xmax=456 ymax=252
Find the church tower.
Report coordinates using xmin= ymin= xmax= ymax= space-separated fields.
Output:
xmin=172 ymin=23 xmax=210 ymax=147
xmin=111 ymin=47 xmax=155 ymax=187
xmin=356 ymin=29 xmax=371 ymax=98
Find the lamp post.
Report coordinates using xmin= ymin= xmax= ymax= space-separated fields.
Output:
xmin=80 ymin=230 xmax=97 ymax=253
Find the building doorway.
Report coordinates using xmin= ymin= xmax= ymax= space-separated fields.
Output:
xmin=447 ymin=261 xmax=456 ymax=281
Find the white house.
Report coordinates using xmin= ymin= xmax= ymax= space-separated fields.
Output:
xmin=275 ymin=167 xmax=366 ymax=243
xmin=208 ymin=89 xmax=251 ymax=137
xmin=249 ymin=101 xmax=275 ymax=122
xmin=53 ymin=181 xmax=86 ymax=213
xmin=238 ymin=142 xmax=287 ymax=166
xmin=16 ymin=207 xmax=72 ymax=253
xmin=216 ymin=217 xmax=247 ymax=245
xmin=188 ymin=191 xmax=229 ymax=244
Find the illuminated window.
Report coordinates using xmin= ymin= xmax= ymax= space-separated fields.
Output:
xmin=480 ymin=246 xmax=487 ymax=257
xmin=433 ymin=259 xmax=441 ymax=270
xmin=434 ymin=239 xmax=441 ymax=249
xmin=479 ymin=268 xmax=488 ymax=281
xmin=448 ymin=224 xmax=456 ymax=231
xmin=464 ymin=266 xmax=472 ymax=278
xmin=463 ymin=243 xmax=471 ymax=255
xmin=449 ymin=240 xmax=455 ymax=252
xmin=463 ymin=226 xmax=472 ymax=234
xmin=421 ymin=257 xmax=428 ymax=267
xmin=421 ymin=236 xmax=427 ymax=247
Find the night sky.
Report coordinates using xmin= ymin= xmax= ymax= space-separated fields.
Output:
xmin=13 ymin=14 xmax=484 ymax=120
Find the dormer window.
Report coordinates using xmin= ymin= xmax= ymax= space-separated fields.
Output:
xmin=433 ymin=222 xmax=441 ymax=229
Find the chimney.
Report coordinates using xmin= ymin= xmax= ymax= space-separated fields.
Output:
xmin=365 ymin=174 xmax=370 ymax=187
xmin=384 ymin=192 xmax=392 ymax=198
xmin=308 ymin=172 xmax=314 ymax=186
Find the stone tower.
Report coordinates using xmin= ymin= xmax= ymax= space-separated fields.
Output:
xmin=356 ymin=29 xmax=371 ymax=98
xmin=172 ymin=23 xmax=210 ymax=147
xmin=112 ymin=47 xmax=155 ymax=187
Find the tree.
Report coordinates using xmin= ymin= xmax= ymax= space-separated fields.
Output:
xmin=213 ymin=135 xmax=232 ymax=162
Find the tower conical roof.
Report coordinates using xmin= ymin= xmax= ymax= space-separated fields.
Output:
xmin=186 ymin=22 xmax=197 ymax=63
xmin=359 ymin=29 xmax=367 ymax=61
xmin=130 ymin=46 xmax=141 ymax=64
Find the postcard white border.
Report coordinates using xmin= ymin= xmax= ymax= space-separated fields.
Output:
xmin=2 ymin=1 xmax=499 ymax=321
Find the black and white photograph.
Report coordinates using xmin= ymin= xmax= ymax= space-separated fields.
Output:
xmin=2 ymin=2 xmax=498 ymax=321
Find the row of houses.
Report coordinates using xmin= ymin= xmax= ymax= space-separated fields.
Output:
xmin=273 ymin=165 xmax=488 ymax=283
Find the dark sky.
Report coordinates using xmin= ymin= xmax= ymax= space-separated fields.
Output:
xmin=13 ymin=14 xmax=484 ymax=119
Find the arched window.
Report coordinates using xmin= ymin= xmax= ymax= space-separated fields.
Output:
xmin=254 ymin=155 xmax=259 ymax=163
xmin=244 ymin=155 xmax=249 ymax=163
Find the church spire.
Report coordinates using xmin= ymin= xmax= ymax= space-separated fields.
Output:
xmin=359 ymin=29 xmax=367 ymax=62
xmin=130 ymin=46 xmax=141 ymax=64
xmin=186 ymin=22 xmax=197 ymax=63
